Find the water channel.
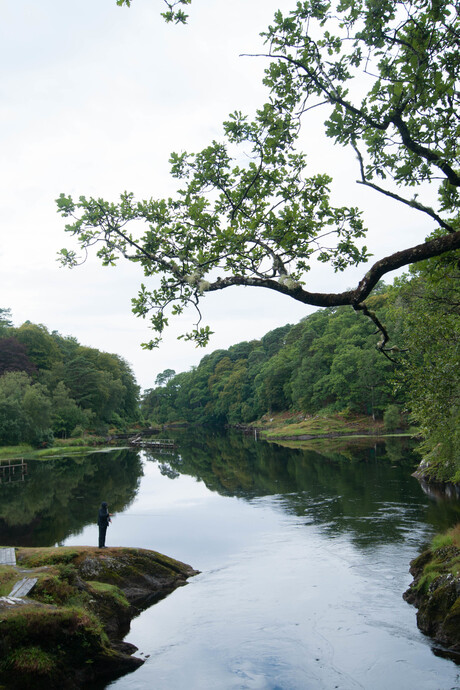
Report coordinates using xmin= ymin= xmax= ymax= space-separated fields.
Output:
xmin=1 ymin=430 xmax=460 ymax=689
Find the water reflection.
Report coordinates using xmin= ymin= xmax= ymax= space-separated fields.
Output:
xmin=1 ymin=432 xmax=460 ymax=551
xmin=102 ymin=431 xmax=460 ymax=690
xmin=144 ymin=430 xmax=460 ymax=547
xmin=5 ymin=431 xmax=460 ymax=688
xmin=0 ymin=458 xmax=28 ymax=484
xmin=0 ymin=449 xmax=143 ymax=546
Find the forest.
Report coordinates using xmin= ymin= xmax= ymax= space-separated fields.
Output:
xmin=142 ymin=300 xmax=394 ymax=427
xmin=0 ymin=308 xmax=140 ymax=446
xmin=142 ymin=263 xmax=459 ymax=483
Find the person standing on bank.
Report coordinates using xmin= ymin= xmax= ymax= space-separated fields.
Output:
xmin=97 ymin=501 xmax=111 ymax=548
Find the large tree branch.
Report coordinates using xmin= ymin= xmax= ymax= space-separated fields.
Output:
xmin=206 ymin=230 xmax=460 ymax=309
xmin=204 ymin=230 xmax=459 ymax=352
xmin=351 ymin=231 xmax=460 ymax=304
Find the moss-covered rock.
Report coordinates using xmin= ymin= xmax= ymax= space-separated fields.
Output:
xmin=0 ymin=546 xmax=198 ymax=689
xmin=404 ymin=528 xmax=460 ymax=651
xmin=0 ymin=605 xmax=139 ymax=689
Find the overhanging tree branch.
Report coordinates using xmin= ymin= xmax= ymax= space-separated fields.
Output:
xmin=204 ymin=230 xmax=460 ymax=308
xmin=59 ymin=0 xmax=460 ymax=353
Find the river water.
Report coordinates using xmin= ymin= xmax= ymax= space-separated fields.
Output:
xmin=1 ymin=431 xmax=460 ymax=689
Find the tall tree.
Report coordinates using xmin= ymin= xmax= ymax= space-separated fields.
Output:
xmin=51 ymin=381 xmax=88 ymax=438
xmin=155 ymin=368 xmax=176 ymax=387
xmin=58 ymin=0 xmax=459 ymax=354
xmin=0 ymin=371 xmax=53 ymax=447
xmin=0 ymin=337 xmax=37 ymax=377
xmin=390 ymin=258 xmax=460 ymax=481
xmin=14 ymin=323 xmax=62 ymax=371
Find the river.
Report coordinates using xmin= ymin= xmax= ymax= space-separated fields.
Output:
xmin=1 ymin=431 xmax=460 ymax=689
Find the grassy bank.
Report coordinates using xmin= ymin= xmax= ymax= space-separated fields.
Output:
xmin=254 ymin=411 xmax=402 ymax=440
xmin=0 ymin=437 xmax=125 ymax=461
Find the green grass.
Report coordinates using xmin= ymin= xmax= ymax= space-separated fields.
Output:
xmin=414 ymin=569 xmax=440 ymax=593
xmin=0 ymin=443 xmax=116 ymax=462
xmin=35 ymin=446 xmax=104 ymax=458
xmin=3 ymin=646 xmax=56 ymax=675
xmin=0 ymin=445 xmax=33 ymax=460
xmin=17 ymin=547 xmax=80 ymax=569
xmin=433 ymin=524 xmax=460 ymax=551
xmin=0 ymin=566 xmax=20 ymax=596
xmin=431 ymin=533 xmax=454 ymax=550
xmin=255 ymin=411 xmax=386 ymax=440
xmin=413 ymin=525 xmax=460 ymax=595
xmin=87 ymin=581 xmax=130 ymax=608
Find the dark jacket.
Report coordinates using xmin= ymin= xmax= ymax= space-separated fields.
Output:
xmin=97 ymin=502 xmax=111 ymax=527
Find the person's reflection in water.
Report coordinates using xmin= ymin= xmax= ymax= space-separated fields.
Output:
xmin=97 ymin=501 xmax=112 ymax=548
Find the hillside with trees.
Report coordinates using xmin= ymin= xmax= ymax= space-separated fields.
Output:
xmin=0 ymin=308 xmax=140 ymax=447
xmin=142 ymin=282 xmax=400 ymax=425
xmin=142 ymin=268 xmax=459 ymax=483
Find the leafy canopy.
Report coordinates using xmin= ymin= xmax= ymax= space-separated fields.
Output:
xmin=389 ymin=257 xmax=460 ymax=481
xmin=58 ymin=0 xmax=460 ymax=351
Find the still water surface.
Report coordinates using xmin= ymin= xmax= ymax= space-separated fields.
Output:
xmin=2 ymin=431 xmax=460 ymax=689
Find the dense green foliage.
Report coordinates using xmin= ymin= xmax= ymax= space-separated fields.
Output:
xmin=389 ymin=257 xmax=460 ymax=481
xmin=0 ymin=314 xmax=140 ymax=446
xmin=59 ymin=0 xmax=459 ymax=354
xmin=142 ymin=285 xmax=403 ymax=425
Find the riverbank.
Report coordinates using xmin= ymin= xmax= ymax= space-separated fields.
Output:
xmin=0 ymin=439 xmax=113 ymax=461
xmin=251 ymin=411 xmax=414 ymax=443
xmin=404 ymin=525 xmax=460 ymax=656
xmin=0 ymin=414 xmax=413 ymax=462
xmin=0 ymin=426 xmax=175 ymax=462
xmin=0 ymin=546 xmax=197 ymax=689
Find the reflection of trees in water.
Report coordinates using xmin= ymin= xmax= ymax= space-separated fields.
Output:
xmin=0 ymin=449 xmax=143 ymax=546
xmin=145 ymin=430 xmax=460 ymax=548
xmin=4 ymin=434 xmax=459 ymax=550
xmin=145 ymin=429 xmax=417 ymax=497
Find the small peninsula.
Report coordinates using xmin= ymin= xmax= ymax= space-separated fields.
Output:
xmin=0 ymin=546 xmax=198 ymax=689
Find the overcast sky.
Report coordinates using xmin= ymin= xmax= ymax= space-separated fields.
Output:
xmin=1 ymin=0 xmax=432 ymax=390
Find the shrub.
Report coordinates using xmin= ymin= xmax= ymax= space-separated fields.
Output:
xmin=383 ymin=404 xmax=401 ymax=432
